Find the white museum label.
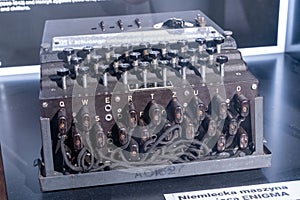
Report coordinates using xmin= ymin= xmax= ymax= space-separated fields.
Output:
xmin=164 ymin=180 xmax=300 ymax=200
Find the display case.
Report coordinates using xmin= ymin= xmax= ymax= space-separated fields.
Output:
xmin=0 ymin=0 xmax=299 ymax=199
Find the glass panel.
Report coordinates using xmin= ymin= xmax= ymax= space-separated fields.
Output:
xmin=292 ymin=0 xmax=300 ymax=45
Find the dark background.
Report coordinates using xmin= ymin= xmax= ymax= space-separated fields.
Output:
xmin=0 ymin=0 xmax=279 ymax=67
xmin=292 ymin=0 xmax=300 ymax=45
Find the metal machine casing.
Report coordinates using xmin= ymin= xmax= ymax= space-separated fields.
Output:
xmin=38 ymin=10 xmax=271 ymax=191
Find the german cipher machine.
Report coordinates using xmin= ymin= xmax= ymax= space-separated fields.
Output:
xmin=37 ymin=10 xmax=271 ymax=191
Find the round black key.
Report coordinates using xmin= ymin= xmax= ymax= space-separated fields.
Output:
xmin=179 ymin=58 xmax=190 ymax=67
xmin=57 ymin=68 xmax=70 ymax=77
xmin=118 ymin=63 xmax=131 ymax=72
xmin=71 ymin=56 xmax=83 ymax=65
xmin=82 ymin=46 xmax=94 ymax=54
xmin=216 ymin=55 xmax=228 ymax=64
xmin=63 ymin=48 xmax=75 ymax=56
xmin=206 ymin=47 xmax=217 ymax=55
xmin=214 ymin=37 xmax=225 ymax=45
xmin=168 ymin=49 xmax=179 ymax=58
xmin=159 ymin=59 xmax=170 ymax=66
xmin=149 ymin=50 xmax=160 ymax=59
xmin=139 ymin=61 xmax=150 ymax=69
xmin=112 ymin=54 xmax=122 ymax=61
xmin=130 ymin=52 xmax=141 ymax=60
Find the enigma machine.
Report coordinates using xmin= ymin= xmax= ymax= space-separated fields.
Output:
xmin=37 ymin=10 xmax=271 ymax=191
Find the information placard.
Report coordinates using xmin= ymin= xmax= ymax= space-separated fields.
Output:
xmin=164 ymin=180 xmax=300 ymax=200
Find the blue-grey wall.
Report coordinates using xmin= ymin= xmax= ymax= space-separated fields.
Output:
xmin=0 ymin=0 xmax=279 ymax=67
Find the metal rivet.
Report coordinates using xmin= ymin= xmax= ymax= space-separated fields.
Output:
xmin=184 ymin=90 xmax=190 ymax=96
xmin=117 ymin=113 xmax=123 ymax=119
xmin=251 ymin=83 xmax=258 ymax=90
xmin=115 ymin=96 xmax=120 ymax=102
xmin=42 ymin=102 xmax=48 ymax=108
